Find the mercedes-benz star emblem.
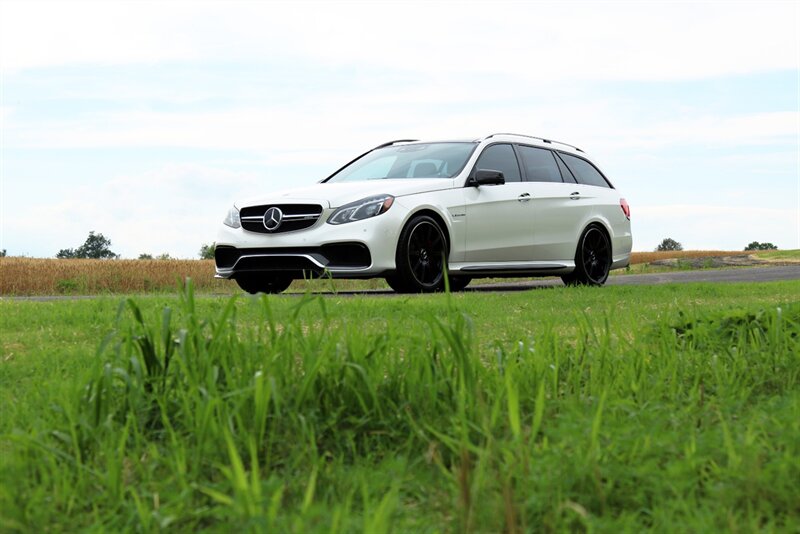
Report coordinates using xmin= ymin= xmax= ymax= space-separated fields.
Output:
xmin=263 ymin=207 xmax=283 ymax=231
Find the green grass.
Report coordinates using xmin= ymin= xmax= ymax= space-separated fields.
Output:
xmin=1 ymin=281 xmax=799 ymax=532
xmin=752 ymin=249 xmax=800 ymax=261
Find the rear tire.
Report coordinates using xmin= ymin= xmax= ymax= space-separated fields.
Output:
xmin=393 ymin=215 xmax=448 ymax=293
xmin=562 ymin=224 xmax=611 ymax=286
xmin=234 ymin=273 xmax=293 ymax=294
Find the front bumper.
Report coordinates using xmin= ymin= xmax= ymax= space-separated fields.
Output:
xmin=214 ymin=242 xmax=374 ymax=279
xmin=214 ymin=208 xmax=404 ymax=279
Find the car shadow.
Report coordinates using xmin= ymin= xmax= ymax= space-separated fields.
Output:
xmin=317 ymin=279 xmax=562 ymax=296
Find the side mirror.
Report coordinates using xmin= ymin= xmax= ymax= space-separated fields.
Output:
xmin=470 ymin=169 xmax=505 ymax=186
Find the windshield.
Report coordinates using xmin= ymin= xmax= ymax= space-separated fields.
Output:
xmin=326 ymin=142 xmax=477 ymax=182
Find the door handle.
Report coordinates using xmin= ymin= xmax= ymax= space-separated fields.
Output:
xmin=518 ymin=193 xmax=532 ymax=202
xmin=569 ymin=191 xmax=580 ymax=200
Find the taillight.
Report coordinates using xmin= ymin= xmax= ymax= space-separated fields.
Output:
xmin=620 ymin=198 xmax=630 ymax=219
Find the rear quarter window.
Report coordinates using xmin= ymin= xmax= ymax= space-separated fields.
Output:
xmin=559 ymin=153 xmax=611 ymax=188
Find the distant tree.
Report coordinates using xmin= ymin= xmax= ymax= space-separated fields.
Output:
xmin=138 ymin=253 xmax=154 ymax=260
xmin=0 ymin=249 xmax=6 ymax=258
xmin=199 ymin=242 xmax=215 ymax=260
xmin=79 ymin=232 xmax=118 ymax=259
xmin=656 ymin=238 xmax=683 ymax=252
xmin=156 ymin=253 xmax=172 ymax=260
xmin=57 ymin=231 xmax=118 ymax=259
xmin=744 ymin=241 xmax=777 ymax=251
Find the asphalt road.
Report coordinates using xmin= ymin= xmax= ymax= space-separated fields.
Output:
xmin=5 ymin=265 xmax=799 ymax=301
xmin=608 ymin=265 xmax=800 ymax=285
xmin=459 ymin=264 xmax=800 ymax=293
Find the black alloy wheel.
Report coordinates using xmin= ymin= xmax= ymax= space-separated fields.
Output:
xmin=234 ymin=273 xmax=293 ymax=294
xmin=562 ymin=225 xmax=611 ymax=286
xmin=392 ymin=215 xmax=448 ymax=293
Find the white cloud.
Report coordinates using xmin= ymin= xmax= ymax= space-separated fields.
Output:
xmin=1 ymin=0 xmax=797 ymax=258
xmin=4 ymin=164 xmax=264 ymax=258
xmin=7 ymin=100 xmax=796 ymax=157
xmin=588 ymin=112 xmax=799 ymax=152
xmin=2 ymin=1 xmax=797 ymax=80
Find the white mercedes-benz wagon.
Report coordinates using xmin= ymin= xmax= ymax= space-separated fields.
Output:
xmin=215 ymin=133 xmax=632 ymax=293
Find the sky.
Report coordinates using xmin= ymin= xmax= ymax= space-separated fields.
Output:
xmin=1 ymin=0 xmax=798 ymax=259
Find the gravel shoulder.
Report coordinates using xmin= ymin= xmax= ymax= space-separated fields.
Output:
xmin=649 ymin=254 xmax=800 ymax=269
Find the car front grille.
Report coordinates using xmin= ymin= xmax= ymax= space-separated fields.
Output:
xmin=239 ymin=204 xmax=324 ymax=234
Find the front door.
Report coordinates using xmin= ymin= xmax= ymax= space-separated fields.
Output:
xmin=463 ymin=143 xmax=535 ymax=262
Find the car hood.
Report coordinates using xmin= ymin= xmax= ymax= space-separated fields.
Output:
xmin=236 ymin=178 xmax=455 ymax=209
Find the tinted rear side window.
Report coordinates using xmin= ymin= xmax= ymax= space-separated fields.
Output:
xmin=559 ymin=153 xmax=610 ymax=188
xmin=517 ymin=145 xmax=562 ymax=183
xmin=474 ymin=143 xmax=521 ymax=182
xmin=554 ymin=153 xmax=577 ymax=183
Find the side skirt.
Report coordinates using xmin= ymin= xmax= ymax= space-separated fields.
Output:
xmin=447 ymin=261 xmax=574 ymax=278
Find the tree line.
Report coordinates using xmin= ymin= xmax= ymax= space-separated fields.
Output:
xmin=655 ymin=238 xmax=777 ymax=252
xmin=50 ymin=231 xmax=216 ymax=260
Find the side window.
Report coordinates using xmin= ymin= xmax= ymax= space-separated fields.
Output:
xmin=473 ymin=144 xmax=521 ymax=182
xmin=517 ymin=145 xmax=563 ymax=183
xmin=559 ymin=153 xmax=611 ymax=188
xmin=554 ymin=153 xmax=577 ymax=183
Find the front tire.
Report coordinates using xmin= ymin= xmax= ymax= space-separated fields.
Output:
xmin=384 ymin=275 xmax=404 ymax=293
xmin=447 ymin=276 xmax=471 ymax=292
xmin=234 ymin=273 xmax=293 ymax=294
xmin=562 ymin=225 xmax=611 ymax=286
xmin=392 ymin=215 xmax=448 ymax=293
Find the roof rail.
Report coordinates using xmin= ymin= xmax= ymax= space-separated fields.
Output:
xmin=322 ymin=139 xmax=419 ymax=182
xmin=374 ymin=139 xmax=419 ymax=149
xmin=484 ymin=133 xmax=584 ymax=153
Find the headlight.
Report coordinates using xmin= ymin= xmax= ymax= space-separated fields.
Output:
xmin=327 ymin=195 xmax=394 ymax=225
xmin=223 ymin=206 xmax=241 ymax=228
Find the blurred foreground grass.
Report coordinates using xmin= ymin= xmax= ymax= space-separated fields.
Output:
xmin=1 ymin=280 xmax=798 ymax=531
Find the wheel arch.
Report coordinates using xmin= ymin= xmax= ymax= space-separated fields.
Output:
xmin=390 ymin=208 xmax=451 ymax=292
xmin=399 ymin=208 xmax=452 ymax=255
xmin=565 ymin=218 xmax=613 ymax=275
xmin=563 ymin=219 xmax=614 ymax=286
xmin=579 ymin=216 xmax=614 ymax=256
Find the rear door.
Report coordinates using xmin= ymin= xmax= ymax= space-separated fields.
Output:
xmin=516 ymin=145 xmax=587 ymax=261
xmin=557 ymin=151 xmax=625 ymax=249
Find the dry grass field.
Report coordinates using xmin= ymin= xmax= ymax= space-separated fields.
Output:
xmin=0 ymin=250 xmax=782 ymax=296
xmin=0 ymin=258 xmax=229 ymax=295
